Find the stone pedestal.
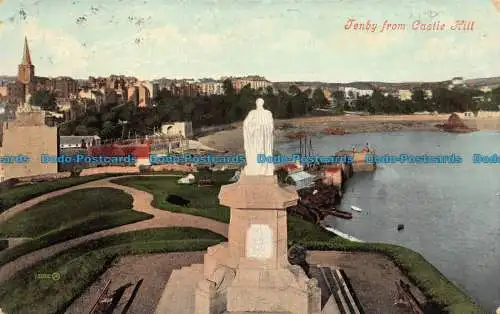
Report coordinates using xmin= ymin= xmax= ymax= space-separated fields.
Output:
xmin=195 ymin=175 xmax=321 ymax=314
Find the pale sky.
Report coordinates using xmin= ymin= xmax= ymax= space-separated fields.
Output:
xmin=0 ymin=0 xmax=499 ymax=82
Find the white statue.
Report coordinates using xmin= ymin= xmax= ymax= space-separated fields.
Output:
xmin=243 ymin=98 xmax=274 ymax=176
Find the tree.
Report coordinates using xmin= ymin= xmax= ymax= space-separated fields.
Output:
xmin=58 ymin=123 xmax=73 ymax=136
xmin=100 ymin=121 xmax=116 ymax=139
xmin=222 ymin=79 xmax=235 ymax=96
xmin=74 ymin=124 xmax=89 ymax=135
xmin=411 ymin=89 xmax=426 ymax=112
xmin=288 ymin=85 xmax=301 ymax=96
xmin=265 ymin=86 xmax=274 ymax=97
xmin=311 ymin=88 xmax=329 ymax=109
xmin=412 ymin=89 xmax=425 ymax=103
xmin=182 ymin=100 xmax=195 ymax=120
xmin=30 ymin=90 xmax=57 ymax=111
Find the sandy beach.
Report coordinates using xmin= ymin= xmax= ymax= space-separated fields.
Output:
xmin=198 ymin=114 xmax=456 ymax=153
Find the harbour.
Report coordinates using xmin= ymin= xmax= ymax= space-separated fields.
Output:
xmin=278 ymin=130 xmax=500 ymax=311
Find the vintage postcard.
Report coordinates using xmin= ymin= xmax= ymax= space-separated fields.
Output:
xmin=0 ymin=1 xmax=499 ymax=313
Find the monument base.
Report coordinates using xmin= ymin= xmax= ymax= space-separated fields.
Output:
xmin=155 ymin=174 xmax=333 ymax=314
xmin=154 ymin=262 xmax=342 ymax=314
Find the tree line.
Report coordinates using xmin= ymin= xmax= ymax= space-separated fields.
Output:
xmin=31 ymin=79 xmax=499 ymax=139
xmin=341 ymin=87 xmax=500 ymax=114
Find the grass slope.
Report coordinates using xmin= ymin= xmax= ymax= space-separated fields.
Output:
xmin=112 ymin=170 xmax=233 ymax=223
xmin=0 ymin=188 xmax=153 ymax=266
xmin=0 ymin=174 xmax=121 ymax=213
xmin=0 ymin=187 xmax=135 ymax=237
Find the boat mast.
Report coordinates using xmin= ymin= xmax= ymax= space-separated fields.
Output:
xmin=299 ymin=137 xmax=302 ymax=157
xmin=304 ymin=135 xmax=307 ymax=157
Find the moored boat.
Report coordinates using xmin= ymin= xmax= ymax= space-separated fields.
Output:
xmin=321 ymin=224 xmax=364 ymax=242
xmin=350 ymin=205 xmax=363 ymax=212
xmin=330 ymin=210 xmax=352 ymax=219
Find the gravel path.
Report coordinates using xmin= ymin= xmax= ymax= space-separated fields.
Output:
xmin=0 ymin=175 xmax=228 ymax=283
xmin=64 ymin=252 xmax=204 ymax=314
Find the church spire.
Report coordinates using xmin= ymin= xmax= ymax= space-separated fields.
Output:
xmin=22 ymin=36 xmax=32 ymax=65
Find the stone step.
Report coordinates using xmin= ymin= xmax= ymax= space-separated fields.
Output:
xmin=155 ymin=265 xmax=204 ymax=314
xmin=112 ymin=279 xmax=143 ymax=314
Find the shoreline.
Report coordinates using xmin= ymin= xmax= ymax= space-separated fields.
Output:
xmin=198 ymin=115 xmax=500 ymax=153
xmin=197 ymin=115 xmax=447 ymax=153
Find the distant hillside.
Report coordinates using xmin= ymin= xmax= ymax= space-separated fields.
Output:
xmin=0 ymin=76 xmax=16 ymax=83
xmin=464 ymin=76 xmax=500 ymax=87
xmin=273 ymin=80 xmax=448 ymax=90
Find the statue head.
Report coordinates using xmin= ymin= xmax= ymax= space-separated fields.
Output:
xmin=256 ymin=98 xmax=264 ymax=110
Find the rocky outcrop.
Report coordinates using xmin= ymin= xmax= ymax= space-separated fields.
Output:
xmin=285 ymin=131 xmax=309 ymax=140
xmin=435 ymin=113 xmax=477 ymax=133
xmin=323 ymin=127 xmax=347 ymax=135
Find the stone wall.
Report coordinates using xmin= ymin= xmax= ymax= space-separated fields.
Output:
xmin=16 ymin=172 xmax=71 ymax=182
xmin=1 ymin=111 xmax=58 ymax=180
xmin=80 ymin=166 xmax=139 ymax=176
xmin=150 ymin=164 xmax=197 ymax=172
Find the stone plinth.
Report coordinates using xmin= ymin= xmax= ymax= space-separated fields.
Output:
xmin=194 ymin=175 xmax=321 ymax=314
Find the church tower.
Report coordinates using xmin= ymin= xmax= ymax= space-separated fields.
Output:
xmin=17 ymin=36 xmax=35 ymax=85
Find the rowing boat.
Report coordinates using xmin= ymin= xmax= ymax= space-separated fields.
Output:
xmin=350 ymin=205 xmax=363 ymax=212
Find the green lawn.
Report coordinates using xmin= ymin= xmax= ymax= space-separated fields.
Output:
xmin=0 ymin=227 xmax=225 ymax=314
xmin=0 ymin=188 xmax=136 ymax=238
xmin=0 ymin=188 xmax=153 ymax=266
xmin=0 ymin=174 xmax=124 ymax=213
xmin=112 ymin=170 xmax=234 ymax=223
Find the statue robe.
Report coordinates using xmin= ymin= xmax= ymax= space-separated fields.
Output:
xmin=243 ymin=107 xmax=274 ymax=176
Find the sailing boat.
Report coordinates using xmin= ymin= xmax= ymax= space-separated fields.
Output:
xmin=298 ymin=133 xmax=317 ymax=170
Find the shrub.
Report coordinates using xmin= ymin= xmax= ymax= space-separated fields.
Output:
xmin=70 ymin=166 xmax=82 ymax=177
xmin=0 ymin=239 xmax=8 ymax=252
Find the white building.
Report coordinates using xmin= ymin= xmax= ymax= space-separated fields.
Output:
xmin=357 ymin=89 xmax=374 ymax=97
xmin=161 ymin=121 xmax=193 ymax=138
xmin=340 ymin=87 xmax=358 ymax=99
xmin=339 ymin=87 xmax=374 ymax=99
xmin=451 ymin=77 xmax=465 ymax=86
xmin=78 ymin=89 xmax=104 ymax=106
xmin=60 ymin=135 xmax=101 ymax=149
xmin=199 ymin=81 xmax=224 ymax=95
xmin=479 ymin=86 xmax=492 ymax=93
xmin=398 ymin=89 xmax=413 ymax=101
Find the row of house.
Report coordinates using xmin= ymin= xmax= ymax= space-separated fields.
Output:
xmin=154 ymin=76 xmax=273 ymax=97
